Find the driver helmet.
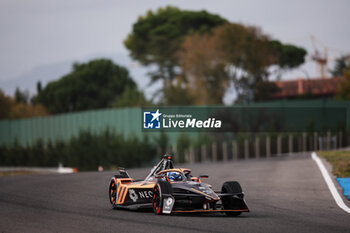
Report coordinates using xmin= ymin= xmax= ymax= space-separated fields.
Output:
xmin=167 ymin=171 xmax=182 ymax=182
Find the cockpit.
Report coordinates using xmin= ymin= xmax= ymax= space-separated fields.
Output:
xmin=144 ymin=154 xmax=192 ymax=182
xmin=166 ymin=171 xmax=184 ymax=182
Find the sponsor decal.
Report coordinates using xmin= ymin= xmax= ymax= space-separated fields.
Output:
xmin=138 ymin=190 xmax=153 ymax=199
xmin=129 ymin=189 xmax=153 ymax=202
xmin=166 ymin=198 xmax=173 ymax=206
xmin=163 ymin=196 xmax=175 ymax=214
xmin=129 ymin=189 xmax=138 ymax=202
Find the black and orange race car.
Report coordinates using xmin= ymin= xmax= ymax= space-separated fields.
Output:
xmin=108 ymin=154 xmax=249 ymax=216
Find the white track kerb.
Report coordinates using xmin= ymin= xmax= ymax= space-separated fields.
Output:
xmin=311 ymin=152 xmax=350 ymax=214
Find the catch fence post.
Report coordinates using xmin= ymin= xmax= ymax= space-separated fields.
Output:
xmin=302 ymin=132 xmax=307 ymax=152
xmin=266 ymin=136 xmax=271 ymax=158
xmin=172 ymin=144 xmax=177 ymax=154
xmin=255 ymin=137 xmax=260 ymax=158
xmin=244 ymin=139 xmax=249 ymax=159
xmin=277 ymin=135 xmax=282 ymax=155
xmin=212 ymin=142 xmax=217 ymax=162
xmin=172 ymin=144 xmax=177 ymax=163
xmin=288 ymin=134 xmax=293 ymax=154
xmin=326 ymin=132 xmax=331 ymax=150
xmin=189 ymin=146 xmax=195 ymax=164
xmin=184 ymin=149 xmax=189 ymax=163
xmin=201 ymin=144 xmax=206 ymax=162
xmin=338 ymin=132 xmax=343 ymax=148
xmin=314 ymin=132 xmax=318 ymax=151
xmin=232 ymin=140 xmax=238 ymax=160
xmin=222 ymin=142 xmax=228 ymax=161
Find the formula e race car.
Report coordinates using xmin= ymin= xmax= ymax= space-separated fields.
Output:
xmin=108 ymin=154 xmax=249 ymax=216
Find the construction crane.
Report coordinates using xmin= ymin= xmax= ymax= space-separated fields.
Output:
xmin=310 ymin=35 xmax=328 ymax=79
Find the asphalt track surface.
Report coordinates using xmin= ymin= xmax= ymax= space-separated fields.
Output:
xmin=0 ymin=153 xmax=349 ymax=233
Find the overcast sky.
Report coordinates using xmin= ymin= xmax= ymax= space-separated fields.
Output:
xmin=0 ymin=0 xmax=349 ymax=100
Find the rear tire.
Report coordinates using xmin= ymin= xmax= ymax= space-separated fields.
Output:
xmin=109 ymin=179 xmax=118 ymax=209
xmin=152 ymin=181 xmax=172 ymax=215
xmin=221 ymin=181 xmax=243 ymax=216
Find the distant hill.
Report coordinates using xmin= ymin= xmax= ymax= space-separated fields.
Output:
xmin=0 ymin=53 xmax=161 ymax=99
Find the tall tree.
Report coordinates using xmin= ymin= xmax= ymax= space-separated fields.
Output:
xmin=269 ymin=40 xmax=307 ymax=70
xmin=0 ymin=90 xmax=12 ymax=118
xmin=162 ymin=81 xmax=195 ymax=105
xmin=0 ymin=89 xmax=48 ymax=119
xmin=178 ymin=33 xmax=228 ymax=105
xmin=9 ymin=102 xmax=48 ymax=119
xmin=336 ymin=64 xmax=350 ymax=99
xmin=34 ymin=59 xmax=137 ymax=113
xmin=330 ymin=55 xmax=350 ymax=77
xmin=124 ymin=6 xmax=227 ymax=88
xmin=178 ymin=23 xmax=306 ymax=104
xmin=113 ymin=86 xmax=149 ymax=107
xmin=269 ymin=40 xmax=307 ymax=79
xmin=14 ymin=87 xmax=30 ymax=103
xmin=215 ymin=24 xmax=276 ymax=103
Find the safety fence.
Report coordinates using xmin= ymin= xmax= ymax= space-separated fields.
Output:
xmin=171 ymin=131 xmax=350 ymax=163
xmin=1 ymin=99 xmax=349 ymax=152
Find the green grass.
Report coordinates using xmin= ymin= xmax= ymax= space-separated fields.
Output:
xmin=0 ymin=170 xmax=41 ymax=176
xmin=318 ymin=150 xmax=350 ymax=177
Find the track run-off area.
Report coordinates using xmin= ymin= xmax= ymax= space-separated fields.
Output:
xmin=0 ymin=153 xmax=349 ymax=233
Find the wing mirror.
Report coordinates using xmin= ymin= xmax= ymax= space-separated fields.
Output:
xmin=199 ymin=174 xmax=209 ymax=179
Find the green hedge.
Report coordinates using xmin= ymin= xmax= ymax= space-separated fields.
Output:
xmin=0 ymin=130 xmax=157 ymax=171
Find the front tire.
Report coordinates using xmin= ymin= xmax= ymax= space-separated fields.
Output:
xmin=152 ymin=183 xmax=163 ymax=214
xmin=152 ymin=181 xmax=172 ymax=215
xmin=221 ymin=181 xmax=243 ymax=216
